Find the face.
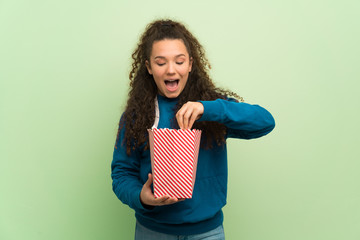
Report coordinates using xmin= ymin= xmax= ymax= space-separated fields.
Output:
xmin=146 ymin=39 xmax=193 ymax=98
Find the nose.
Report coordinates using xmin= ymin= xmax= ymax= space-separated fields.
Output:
xmin=166 ymin=62 xmax=176 ymax=75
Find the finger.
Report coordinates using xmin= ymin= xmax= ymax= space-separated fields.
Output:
xmin=179 ymin=102 xmax=195 ymax=129
xmin=155 ymin=195 xmax=170 ymax=204
xmin=176 ymin=105 xmax=187 ymax=129
xmin=176 ymin=110 xmax=183 ymax=129
xmin=140 ymin=176 xmax=156 ymax=206
xmin=154 ymin=196 xmax=179 ymax=206
xmin=183 ymin=110 xmax=193 ymax=129
xmin=162 ymin=197 xmax=179 ymax=205
xmin=156 ymin=195 xmax=170 ymax=201
xmin=144 ymin=173 xmax=153 ymax=187
xmin=188 ymin=103 xmax=204 ymax=129
xmin=188 ymin=111 xmax=198 ymax=129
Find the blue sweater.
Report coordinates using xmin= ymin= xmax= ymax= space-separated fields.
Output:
xmin=111 ymin=95 xmax=275 ymax=235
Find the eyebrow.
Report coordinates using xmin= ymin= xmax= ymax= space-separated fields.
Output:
xmin=154 ymin=54 xmax=186 ymax=59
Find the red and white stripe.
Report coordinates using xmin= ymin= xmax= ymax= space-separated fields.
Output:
xmin=152 ymin=128 xmax=201 ymax=199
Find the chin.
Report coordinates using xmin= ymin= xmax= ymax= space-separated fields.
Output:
xmin=164 ymin=92 xmax=180 ymax=98
xmin=159 ymin=88 xmax=179 ymax=98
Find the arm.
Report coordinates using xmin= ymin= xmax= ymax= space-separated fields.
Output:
xmin=111 ymin=124 xmax=147 ymax=211
xmin=198 ymin=98 xmax=275 ymax=139
xmin=111 ymin=120 xmax=183 ymax=210
xmin=175 ymin=98 xmax=275 ymax=138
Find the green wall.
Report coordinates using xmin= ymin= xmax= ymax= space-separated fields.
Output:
xmin=1 ymin=0 xmax=359 ymax=239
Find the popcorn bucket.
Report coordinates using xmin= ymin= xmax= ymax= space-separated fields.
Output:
xmin=148 ymin=128 xmax=201 ymax=199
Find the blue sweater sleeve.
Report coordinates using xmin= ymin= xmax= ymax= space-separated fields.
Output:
xmin=198 ymin=99 xmax=275 ymax=139
xmin=111 ymin=122 xmax=148 ymax=212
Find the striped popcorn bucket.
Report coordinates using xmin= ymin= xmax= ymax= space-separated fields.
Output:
xmin=148 ymin=128 xmax=202 ymax=199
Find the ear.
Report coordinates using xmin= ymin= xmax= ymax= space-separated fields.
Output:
xmin=189 ymin=57 xmax=193 ymax=72
xmin=145 ymin=60 xmax=152 ymax=75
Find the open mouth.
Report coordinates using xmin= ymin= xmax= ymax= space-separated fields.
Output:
xmin=164 ymin=79 xmax=179 ymax=91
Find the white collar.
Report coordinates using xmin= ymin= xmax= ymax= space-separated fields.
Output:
xmin=151 ymin=96 xmax=159 ymax=129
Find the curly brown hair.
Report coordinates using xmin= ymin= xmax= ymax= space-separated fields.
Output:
xmin=120 ymin=19 xmax=243 ymax=155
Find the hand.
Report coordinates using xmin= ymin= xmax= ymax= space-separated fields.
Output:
xmin=176 ymin=101 xmax=204 ymax=129
xmin=140 ymin=173 xmax=183 ymax=207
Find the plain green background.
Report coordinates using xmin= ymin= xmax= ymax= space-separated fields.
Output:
xmin=1 ymin=0 xmax=359 ymax=239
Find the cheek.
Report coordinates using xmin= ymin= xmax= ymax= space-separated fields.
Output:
xmin=152 ymin=67 xmax=165 ymax=78
xmin=152 ymin=69 xmax=165 ymax=86
xmin=179 ymin=66 xmax=191 ymax=76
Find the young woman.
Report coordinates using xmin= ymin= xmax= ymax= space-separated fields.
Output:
xmin=111 ymin=19 xmax=275 ymax=239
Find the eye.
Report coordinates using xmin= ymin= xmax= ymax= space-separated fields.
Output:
xmin=176 ymin=62 xmax=184 ymax=65
xmin=156 ymin=63 xmax=165 ymax=66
